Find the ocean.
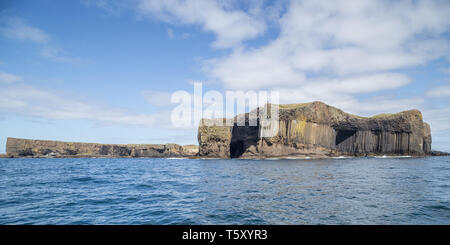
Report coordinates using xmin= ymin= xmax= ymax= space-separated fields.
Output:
xmin=1 ymin=157 xmax=449 ymax=225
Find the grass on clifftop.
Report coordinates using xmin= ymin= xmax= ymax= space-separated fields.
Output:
xmin=371 ymin=113 xmax=396 ymax=119
xmin=278 ymin=102 xmax=311 ymax=109
xmin=269 ymin=101 xmax=417 ymax=120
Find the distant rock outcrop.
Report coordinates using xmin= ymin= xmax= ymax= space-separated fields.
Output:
xmin=198 ymin=101 xmax=433 ymax=158
xmin=430 ymin=151 xmax=450 ymax=156
xmin=6 ymin=138 xmax=198 ymax=158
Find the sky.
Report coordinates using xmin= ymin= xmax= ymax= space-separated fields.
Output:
xmin=0 ymin=0 xmax=450 ymax=153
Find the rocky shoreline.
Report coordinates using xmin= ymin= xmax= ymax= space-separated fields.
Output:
xmin=3 ymin=101 xmax=449 ymax=159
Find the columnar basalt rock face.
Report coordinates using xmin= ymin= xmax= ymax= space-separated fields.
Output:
xmin=198 ymin=101 xmax=433 ymax=158
xmin=6 ymin=138 xmax=198 ymax=158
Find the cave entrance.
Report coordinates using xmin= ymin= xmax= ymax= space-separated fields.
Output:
xmin=335 ymin=130 xmax=357 ymax=146
xmin=230 ymin=140 xmax=245 ymax=158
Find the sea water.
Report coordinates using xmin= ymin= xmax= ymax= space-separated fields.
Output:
xmin=1 ymin=157 xmax=449 ymax=224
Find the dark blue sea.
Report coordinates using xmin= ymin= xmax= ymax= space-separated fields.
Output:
xmin=1 ymin=157 xmax=449 ymax=225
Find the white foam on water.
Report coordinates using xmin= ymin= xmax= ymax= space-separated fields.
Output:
xmin=374 ymin=155 xmax=412 ymax=159
xmin=332 ymin=156 xmax=351 ymax=159
xmin=266 ymin=156 xmax=312 ymax=160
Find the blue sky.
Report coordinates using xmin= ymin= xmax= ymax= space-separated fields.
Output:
xmin=1 ymin=0 xmax=450 ymax=153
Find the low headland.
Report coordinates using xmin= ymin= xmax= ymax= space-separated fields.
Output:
xmin=3 ymin=101 xmax=449 ymax=159
xmin=4 ymin=138 xmax=198 ymax=158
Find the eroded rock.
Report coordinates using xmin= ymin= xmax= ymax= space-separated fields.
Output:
xmin=198 ymin=101 xmax=434 ymax=158
xmin=6 ymin=138 xmax=198 ymax=158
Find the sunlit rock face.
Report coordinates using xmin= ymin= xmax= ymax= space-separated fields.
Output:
xmin=6 ymin=138 xmax=198 ymax=158
xmin=198 ymin=101 xmax=432 ymax=158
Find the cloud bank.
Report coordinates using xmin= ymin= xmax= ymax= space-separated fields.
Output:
xmin=0 ymin=72 xmax=169 ymax=128
xmin=137 ymin=0 xmax=267 ymax=48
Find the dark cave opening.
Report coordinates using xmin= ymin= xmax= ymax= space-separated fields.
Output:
xmin=230 ymin=140 xmax=245 ymax=158
xmin=335 ymin=130 xmax=357 ymax=146
xmin=229 ymin=120 xmax=260 ymax=158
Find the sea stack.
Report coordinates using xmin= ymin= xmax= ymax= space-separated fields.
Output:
xmin=198 ymin=101 xmax=432 ymax=158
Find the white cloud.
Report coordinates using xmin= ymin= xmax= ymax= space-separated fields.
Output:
xmin=350 ymin=98 xmax=425 ymax=116
xmin=0 ymin=16 xmax=49 ymax=43
xmin=423 ymin=107 xmax=450 ymax=132
xmin=426 ymin=86 xmax=450 ymax=98
xmin=167 ymin=28 xmax=175 ymax=39
xmin=165 ymin=28 xmax=191 ymax=40
xmin=271 ymin=73 xmax=411 ymax=107
xmin=40 ymin=47 xmax=80 ymax=64
xmin=206 ymin=44 xmax=306 ymax=90
xmin=137 ymin=0 xmax=267 ymax=48
xmin=0 ymin=71 xmax=22 ymax=83
xmin=142 ymin=90 xmax=173 ymax=107
xmin=1 ymin=15 xmax=79 ymax=63
xmin=0 ymin=73 xmax=170 ymax=128
xmin=207 ymin=0 xmax=450 ymax=90
xmin=80 ymin=0 xmax=132 ymax=16
xmin=315 ymin=73 xmax=411 ymax=94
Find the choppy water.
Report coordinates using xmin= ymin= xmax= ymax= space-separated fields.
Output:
xmin=1 ymin=157 xmax=449 ymax=224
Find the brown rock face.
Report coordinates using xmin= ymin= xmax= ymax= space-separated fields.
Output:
xmin=198 ymin=101 xmax=433 ymax=158
xmin=198 ymin=119 xmax=233 ymax=158
xmin=6 ymin=138 xmax=198 ymax=158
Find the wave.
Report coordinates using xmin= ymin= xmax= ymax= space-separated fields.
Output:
xmin=374 ymin=155 xmax=412 ymax=159
xmin=266 ymin=156 xmax=312 ymax=160
xmin=332 ymin=156 xmax=352 ymax=159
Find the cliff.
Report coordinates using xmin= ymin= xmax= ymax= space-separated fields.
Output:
xmin=198 ymin=101 xmax=433 ymax=158
xmin=5 ymin=138 xmax=198 ymax=158
xmin=3 ymin=102 xmax=440 ymax=159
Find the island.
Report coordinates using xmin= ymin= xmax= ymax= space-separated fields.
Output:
xmin=3 ymin=101 xmax=449 ymax=159
xmin=5 ymin=138 xmax=198 ymax=158
xmin=198 ymin=101 xmax=433 ymax=158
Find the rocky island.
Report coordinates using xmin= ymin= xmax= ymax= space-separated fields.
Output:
xmin=4 ymin=101 xmax=448 ymax=159
xmin=198 ymin=101 xmax=435 ymax=158
xmin=5 ymin=138 xmax=198 ymax=158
